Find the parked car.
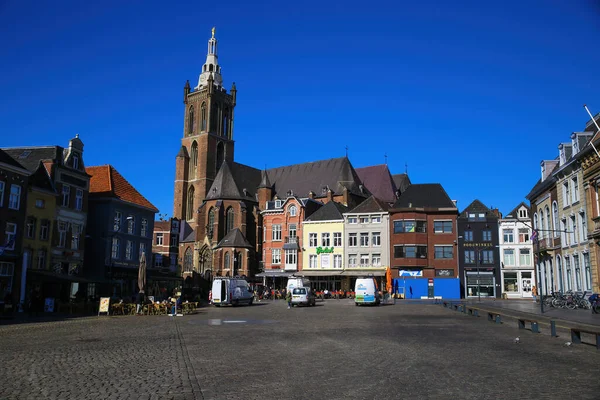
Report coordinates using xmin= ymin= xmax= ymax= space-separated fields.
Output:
xmin=211 ymin=278 xmax=254 ymax=306
xmin=291 ymin=287 xmax=316 ymax=307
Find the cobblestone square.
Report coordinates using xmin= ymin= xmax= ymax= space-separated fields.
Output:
xmin=1 ymin=301 xmax=599 ymax=400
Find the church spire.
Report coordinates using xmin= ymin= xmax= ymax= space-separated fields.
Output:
xmin=196 ymin=27 xmax=223 ymax=90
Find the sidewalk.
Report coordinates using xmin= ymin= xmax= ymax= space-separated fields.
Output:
xmin=466 ymin=298 xmax=600 ymax=327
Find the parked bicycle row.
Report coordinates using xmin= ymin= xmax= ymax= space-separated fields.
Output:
xmin=540 ymin=291 xmax=597 ymax=310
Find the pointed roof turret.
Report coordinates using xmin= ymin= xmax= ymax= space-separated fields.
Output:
xmin=258 ymin=169 xmax=272 ymax=189
xmin=196 ymin=27 xmax=223 ymax=90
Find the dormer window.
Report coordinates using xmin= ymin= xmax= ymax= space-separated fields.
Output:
xmin=72 ymin=154 xmax=79 ymax=170
xmin=560 ymin=148 xmax=566 ymax=164
xmin=289 ymin=205 xmax=297 ymax=217
xmin=322 ymin=186 xmax=328 ymax=195
xmin=275 ymin=200 xmax=282 ymax=208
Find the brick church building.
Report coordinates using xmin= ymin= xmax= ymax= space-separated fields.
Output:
xmin=173 ymin=29 xmax=402 ymax=290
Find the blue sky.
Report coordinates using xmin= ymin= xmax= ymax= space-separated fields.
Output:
xmin=1 ymin=0 xmax=599 ymax=216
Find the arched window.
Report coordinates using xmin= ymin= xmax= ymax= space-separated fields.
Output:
xmin=222 ymin=108 xmax=228 ymax=137
xmin=544 ymin=206 xmax=550 ymax=240
xmin=552 ymin=201 xmax=558 ymax=237
xmin=189 ymin=141 xmax=198 ymax=179
xmin=207 ymin=207 xmax=215 ymax=238
xmin=209 ymin=64 xmax=214 ymax=72
xmin=216 ymin=142 xmax=224 ymax=173
xmin=224 ymin=252 xmax=230 ymax=270
xmin=201 ymin=102 xmax=207 ymax=131
xmin=539 ymin=212 xmax=544 ymax=240
xmin=289 ymin=205 xmax=297 ymax=217
xmin=188 ymin=106 xmax=194 ymax=135
xmin=184 ymin=247 xmax=193 ymax=272
xmin=226 ymin=207 xmax=234 ymax=233
xmin=533 ymin=212 xmax=538 ymax=231
xmin=556 ymin=255 xmax=563 ymax=292
xmin=186 ymin=186 xmax=195 ymax=221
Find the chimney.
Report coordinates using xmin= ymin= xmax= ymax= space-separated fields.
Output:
xmin=326 ymin=189 xmax=334 ymax=203
xmin=452 ymin=200 xmax=458 ymax=208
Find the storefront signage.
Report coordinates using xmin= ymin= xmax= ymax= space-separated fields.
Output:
xmin=321 ymin=254 xmax=331 ymax=268
xmin=98 ymin=297 xmax=110 ymax=316
xmin=436 ymin=269 xmax=454 ymax=277
xmin=463 ymin=243 xmax=494 ymax=248
xmin=316 ymin=247 xmax=334 ymax=254
xmin=398 ymin=270 xmax=423 ymax=277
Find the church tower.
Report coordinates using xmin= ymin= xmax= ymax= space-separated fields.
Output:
xmin=173 ymin=27 xmax=237 ymax=229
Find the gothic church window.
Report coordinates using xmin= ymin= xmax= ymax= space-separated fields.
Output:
xmin=184 ymin=247 xmax=193 ymax=272
xmin=188 ymin=106 xmax=194 ymax=135
xmin=226 ymin=207 xmax=234 ymax=233
xmin=222 ymin=108 xmax=228 ymax=137
xmin=201 ymin=103 xmax=207 ymax=131
xmin=186 ymin=186 xmax=195 ymax=221
xmin=190 ymin=142 xmax=198 ymax=179
xmin=224 ymin=252 xmax=230 ymax=270
xmin=208 ymin=207 xmax=215 ymax=238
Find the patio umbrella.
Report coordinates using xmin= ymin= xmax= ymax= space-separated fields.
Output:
xmin=138 ymin=252 xmax=147 ymax=293
xmin=386 ymin=267 xmax=392 ymax=293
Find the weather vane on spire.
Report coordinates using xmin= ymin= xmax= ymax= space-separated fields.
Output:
xmin=211 ymin=27 xmax=216 ymax=38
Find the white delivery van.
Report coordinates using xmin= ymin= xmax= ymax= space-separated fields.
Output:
xmin=354 ymin=278 xmax=380 ymax=306
xmin=286 ymin=277 xmax=311 ymax=293
xmin=211 ymin=278 xmax=254 ymax=306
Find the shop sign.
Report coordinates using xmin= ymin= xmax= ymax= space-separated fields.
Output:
xmin=98 ymin=297 xmax=110 ymax=316
xmin=316 ymin=247 xmax=334 ymax=255
xmin=398 ymin=269 xmax=422 ymax=277
xmin=436 ymin=269 xmax=454 ymax=277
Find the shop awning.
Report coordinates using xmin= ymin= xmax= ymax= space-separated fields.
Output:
xmin=255 ymin=270 xmax=296 ymax=278
xmin=339 ymin=270 xmax=386 ymax=277
xmin=296 ymin=270 xmax=343 ymax=277
xmin=297 ymin=269 xmax=387 ymax=277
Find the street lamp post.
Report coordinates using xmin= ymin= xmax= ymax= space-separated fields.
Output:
xmin=476 ymin=248 xmax=481 ymax=303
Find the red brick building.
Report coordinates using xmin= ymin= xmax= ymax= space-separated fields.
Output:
xmin=389 ymin=184 xmax=459 ymax=279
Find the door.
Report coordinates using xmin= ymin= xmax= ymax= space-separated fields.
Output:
xmin=220 ymin=280 xmax=227 ymax=303
xmin=521 ymin=271 xmax=532 ymax=298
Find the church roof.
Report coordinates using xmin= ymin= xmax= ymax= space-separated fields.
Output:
xmin=215 ymin=228 xmax=253 ymax=249
xmin=87 ymin=165 xmax=159 ymax=212
xmin=392 ymin=173 xmax=411 ymax=194
xmin=205 ymin=161 xmax=262 ymax=201
xmin=355 ymin=164 xmax=397 ymax=203
xmin=258 ymin=170 xmax=272 ymax=189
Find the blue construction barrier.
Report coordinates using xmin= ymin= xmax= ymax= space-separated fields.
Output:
xmin=393 ymin=277 xmax=460 ymax=299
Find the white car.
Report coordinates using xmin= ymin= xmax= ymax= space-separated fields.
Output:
xmin=211 ymin=278 xmax=254 ymax=306
xmin=291 ymin=287 xmax=316 ymax=307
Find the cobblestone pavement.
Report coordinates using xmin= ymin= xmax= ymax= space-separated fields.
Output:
xmin=1 ymin=300 xmax=599 ymax=400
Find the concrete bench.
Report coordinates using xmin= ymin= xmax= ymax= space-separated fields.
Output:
xmin=571 ymin=327 xmax=600 ymax=350
xmin=517 ymin=318 xmax=540 ymax=333
xmin=487 ymin=312 xmax=501 ymax=324
xmin=467 ymin=307 xmax=478 ymax=317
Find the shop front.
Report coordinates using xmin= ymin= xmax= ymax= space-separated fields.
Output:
xmin=255 ymin=270 xmax=296 ymax=291
xmin=501 ymin=270 xmax=534 ymax=298
xmin=298 ymin=269 xmax=386 ymax=292
xmin=464 ymin=270 xmax=496 ymax=298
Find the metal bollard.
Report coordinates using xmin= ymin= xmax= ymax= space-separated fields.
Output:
xmin=550 ymin=320 xmax=557 ymax=337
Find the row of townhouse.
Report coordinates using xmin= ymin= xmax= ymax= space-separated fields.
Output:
xmin=0 ymin=136 xmax=168 ymax=311
xmin=526 ymin=113 xmax=600 ymax=296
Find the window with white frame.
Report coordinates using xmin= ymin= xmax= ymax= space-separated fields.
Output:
xmin=519 ymin=249 xmax=531 ymax=266
xmin=285 ymin=249 xmax=297 ymax=266
xmin=71 ymin=224 xmax=80 ymax=250
xmin=348 ymin=233 xmax=357 ymax=247
xmin=309 ymin=254 xmax=317 ymax=268
xmin=503 ymin=249 xmax=515 ymax=266
xmin=503 ymin=229 xmax=514 ymax=243
xmin=464 ymin=231 xmax=473 ymax=241
xmin=72 ymin=154 xmax=79 ymax=169
xmin=519 ymin=208 xmax=528 ymax=219
xmin=584 ymin=252 xmax=592 ymax=290
xmin=563 ymin=182 xmax=570 ymax=207
xmin=321 ymin=232 xmax=330 ymax=247
xmin=372 ymin=232 xmax=381 ymax=247
xmin=565 ymin=256 xmax=572 ymax=291
xmin=154 ymin=254 xmax=163 ymax=268
xmin=26 ymin=218 xmax=35 ymax=238
xmin=574 ymin=254 xmax=581 ymax=291
xmin=482 ymin=230 xmax=492 ymax=241
xmin=114 ymin=211 xmax=122 ymax=231
xmin=58 ymin=222 xmax=67 ymax=248
xmin=360 ymin=233 xmax=369 ymax=247
xmin=552 ymin=202 xmax=559 ymax=237
xmin=0 ymin=181 xmax=4 ymax=207
xmin=289 ymin=224 xmax=297 ymax=239
xmin=141 ymin=219 xmax=148 ymax=237
xmin=156 ymin=233 xmax=163 ymax=246
xmin=572 ymin=177 xmax=579 ymax=203
xmin=579 ymin=211 xmax=587 ymax=242
xmin=518 ymin=228 xmax=529 ymax=243
xmin=272 ymin=249 xmax=281 ymax=264
xmin=360 ymin=254 xmax=369 ymax=266
xmin=433 ymin=220 xmax=452 ymax=233
xmin=5 ymin=223 xmax=16 ymax=250
xmin=75 ymin=189 xmax=83 ymax=211
xmin=333 ymin=254 xmax=342 ymax=268
xmin=61 ymin=185 xmax=70 ymax=207
xmin=372 ymin=254 xmax=381 ymax=267
xmin=348 ymin=217 xmax=357 ymax=224
xmin=359 ymin=215 xmax=369 ymax=224
xmin=333 ymin=232 xmax=342 ymax=247
xmin=37 ymin=248 xmax=46 ymax=269
xmin=570 ymin=215 xmax=577 ymax=244
xmin=125 ymin=240 xmax=134 ymax=260
xmin=309 ymin=233 xmax=317 ymax=247
xmin=272 ymin=224 xmax=282 ymax=241
xmin=348 ymin=254 xmax=357 ymax=267
xmin=288 ymin=205 xmax=297 ymax=217
xmin=9 ymin=185 xmax=21 ymax=210
xmin=111 ymin=237 xmax=120 ymax=259
xmin=127 ymin=216 xmax=135 ymax=234
xmin=40 ymin=220 xmax=49 ymax=240
xmin=371 ymin=215 xmax=381 ymax=223
xmin=275 ymin=200 xmax=282 ymax=208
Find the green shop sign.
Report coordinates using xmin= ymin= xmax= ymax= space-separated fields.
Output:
xmin=316 ymin=247 xmax=334 ymax=254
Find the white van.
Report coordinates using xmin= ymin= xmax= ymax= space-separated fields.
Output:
xmin=286 ymin=277 xmax=311 ymax=293
xmin=354 ymin=278 xmax=380 ymax=306
xmin=211 ymin=278 xmax=254 ymax=306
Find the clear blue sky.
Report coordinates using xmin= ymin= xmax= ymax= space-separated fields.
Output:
xmin=1 ymin=0 xmax=599 ymax=217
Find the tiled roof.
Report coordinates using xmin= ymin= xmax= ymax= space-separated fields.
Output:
xmin=504 ymin=202 xmax=529 ymax=219
xmin=305 ymin=201 xmax=348 ymax=222
xmin=392 ymin=173 xmax=411 ymax=194
xmin=206 ymin=161 xmax=261 ymax=201
xmin=0 ymin=149 xmax=28 ymax=171
xmin=355 ymin=164 xmax=397 ymax=203
xmin=2 ymin=146 xmax=60 ymax=172
xmin=459 ymin=199 xmax=499 ymax=219
xmin=154 ymin=221 xmax=170 ymax=231
xmin=215 ymin=228 xmax=253 ymax=249
xmin=392 ymin=184 xmax=456 ymax=209
xmin=346 ymin=195 xmax=389 ymax=214
xmin=86 ymin=165 xmax=158 ymax=212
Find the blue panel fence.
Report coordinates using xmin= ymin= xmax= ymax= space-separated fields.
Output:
xmin=393 ymin=277 xmax=461 ymax=300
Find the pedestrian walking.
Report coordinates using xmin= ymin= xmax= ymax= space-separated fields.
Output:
xmin=136 ymin=290 xmax=145 ymax=315
xmin=532 ymin=286 xmax=538 ymax=303
xmin=286 ymin=290 xmax=292 ymax=309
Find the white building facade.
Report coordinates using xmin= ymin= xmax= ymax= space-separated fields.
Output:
xmin=499 ymin=203 xmax=534 ymax=298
